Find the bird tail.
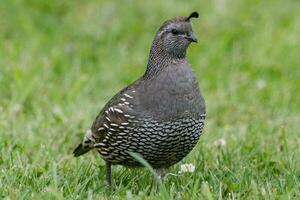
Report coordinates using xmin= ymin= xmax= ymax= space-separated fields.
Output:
xmin=73 ymin=129 xmax=95 ymax=157
xmin=73 ymin=143 xmax=93 ymax=157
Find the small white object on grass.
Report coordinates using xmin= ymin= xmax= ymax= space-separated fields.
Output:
xmin=179 ymin=163 xmax=195 ymax=173
xmin=256 ymin=79 xmax=266 ymax=90
xmin=214 ymin=138 xmax=226 ymax=148
xmin=52 ymin=105 xmax=62 ymax=115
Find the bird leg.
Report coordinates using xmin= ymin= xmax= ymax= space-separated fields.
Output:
xmin=155 ymin=168 xmax=166 ymax=192
xmin=155 ymin=168 xmax=166 ymax=182
xmin=105 ymin=161 xmax=112 ymax=187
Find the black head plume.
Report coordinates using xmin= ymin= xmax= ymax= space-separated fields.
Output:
xmin=187 ymin=12 xmax=199 ymax=21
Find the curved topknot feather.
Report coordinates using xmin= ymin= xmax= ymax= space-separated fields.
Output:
xmin=187 ymin=12 xmax=199 ymax=21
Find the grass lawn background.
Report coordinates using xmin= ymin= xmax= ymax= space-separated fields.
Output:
xmin=0 ymin=0 xmax=299 ymax=199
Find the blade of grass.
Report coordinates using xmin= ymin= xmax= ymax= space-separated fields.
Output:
xmin=128 ymin=152 xmax=170 ymax=199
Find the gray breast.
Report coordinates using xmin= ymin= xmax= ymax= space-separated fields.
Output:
xmin=136 ymin=63 xmax=205 ymax=120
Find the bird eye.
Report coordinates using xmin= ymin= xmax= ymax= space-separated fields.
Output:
xmin=171 ymin=29 xmax=179 ymax=35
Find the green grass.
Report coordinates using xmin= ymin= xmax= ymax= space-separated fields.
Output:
xmin=0 ymin=0 xmax=300 ymax=199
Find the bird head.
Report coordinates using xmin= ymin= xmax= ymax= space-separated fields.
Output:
xmin=154 ymin=12 xmax=199 ymax=58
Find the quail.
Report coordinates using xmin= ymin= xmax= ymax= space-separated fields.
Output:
xmin=73 ymin=12 xmax=206 ymax=186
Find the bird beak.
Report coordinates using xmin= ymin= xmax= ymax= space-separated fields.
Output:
xmin=186 ymin=32 xmax=198 ymax=43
